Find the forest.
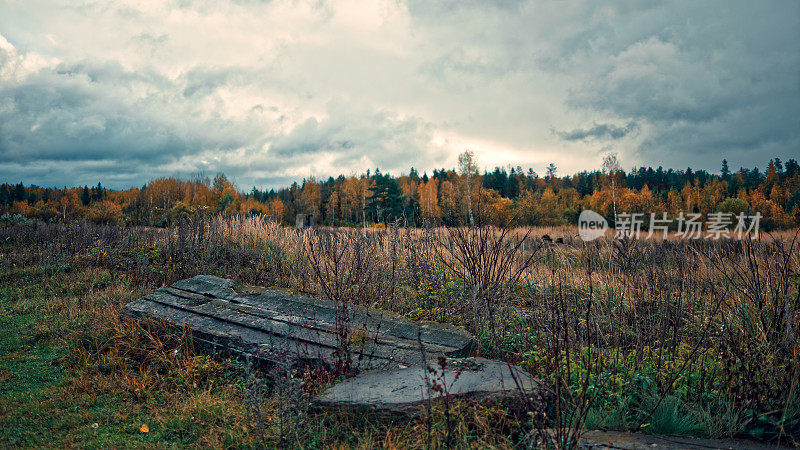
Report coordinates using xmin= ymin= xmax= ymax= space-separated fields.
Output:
xmin=2 ymin=157 xmax=799 ymax=230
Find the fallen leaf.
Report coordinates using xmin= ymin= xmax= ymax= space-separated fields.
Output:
xmin=139 ymin=424 xmax=149 ymax=433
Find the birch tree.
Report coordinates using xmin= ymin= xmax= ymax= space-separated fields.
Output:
xmin=602 ymin=152 xmax=621 ymax=225
xmin=458 ymin=150 xmax=478 ymax=226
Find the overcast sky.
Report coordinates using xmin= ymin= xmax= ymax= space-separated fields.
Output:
xmin=1 ymin=0 xmax=798 ymax=189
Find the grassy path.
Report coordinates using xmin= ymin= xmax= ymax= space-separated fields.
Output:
xmin=0 ymin=268 xmax=244 ymax=448
xmin=0 ymin=295 xmax=67 ymax=447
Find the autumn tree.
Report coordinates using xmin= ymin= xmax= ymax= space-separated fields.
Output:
xmin=418 ymin=178 xmax=441 ymax=222
xmin=301 ymin=178 xmax=322 ymax=218
xmin=267 ymin=198 xmax=286 ymax=221
xmin=341 ymin=177 xmax=361 ymax=223
xmin=439 ymin=180 xmax=459 ymax=225
xmin=515 ymin=191 xmax=541 ymax=225
xmin=59 ymin=190 xmax=81 ymax=219
xmin=474 ymin=187 xmax=511 ymax=226
xmin=87 ymin=200 xmax=123 ymax=224
xmin=211 ymin=174 xmax=238 ymax=212
xmin=325 ymin=190 xmax=340 ymax=224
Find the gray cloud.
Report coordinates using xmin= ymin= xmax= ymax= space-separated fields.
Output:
xmin=269 ymin=105 xmax=433 ymax=164
xmin=0 ymin=0 xmax=797 ymax=188
xmin=407 ymin=0 xmax=799 ymax=169
xmin=0 ymin=61 xmax=244 ymax=165
xmin=560 ymin=2 xmax=800 ymax=167
xmin=556 ymin=122 xmax=638 ymax=141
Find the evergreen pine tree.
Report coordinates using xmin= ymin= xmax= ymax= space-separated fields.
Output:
xmin=12 ymin=183 xmax=26 ymax=203
xmin=0 ymin=184 xmax=10 ymax=206
xmin=81 ymin=186 xmax=91 ymax=205
xmin=366 ymin=174 xmax=404 ymax=223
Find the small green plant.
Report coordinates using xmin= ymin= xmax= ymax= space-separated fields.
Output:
xmin=643 ymin=395 xmax=704 ymax=436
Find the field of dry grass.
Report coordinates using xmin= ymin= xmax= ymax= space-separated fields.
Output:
xmin=1 ymin=217 xmax=798 ymax=448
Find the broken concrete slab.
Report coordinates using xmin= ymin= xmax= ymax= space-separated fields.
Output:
xmin=122 ymin=275 xmax=476 ymax=371
xmin=312 ymin=357 xmax=550 ymax=416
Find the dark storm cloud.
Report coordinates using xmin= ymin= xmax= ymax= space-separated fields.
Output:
xmin=560 ymin=2 xmax=800 ymax=165
xmin=0 ymin=72 xmax=183 ymax=164
xmin=556 ymin=122 xmax=637 ymax=141
xmin=408 ymin=0 xmax=799 ymax=169
xmin=0 ymin=72 xmax=237 ymax=166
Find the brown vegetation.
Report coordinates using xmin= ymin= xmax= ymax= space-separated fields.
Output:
xmin=1 ymin=216 xmax=798 ymax=447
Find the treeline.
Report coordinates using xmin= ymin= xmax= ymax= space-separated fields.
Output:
xmin=2 ymin=157 xmax=799 ymax=229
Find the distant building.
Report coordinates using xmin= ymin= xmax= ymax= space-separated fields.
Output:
xmin=295 ymin=214 xmax=314 ymax=229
